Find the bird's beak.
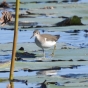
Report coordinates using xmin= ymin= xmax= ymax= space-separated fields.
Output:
xmin=30 ymin=34 xmax=34 ymax=39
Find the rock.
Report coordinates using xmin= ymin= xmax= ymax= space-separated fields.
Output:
xmin=55 ymin=15 xmax=83 ymax=26
xmin=19 ymin=47 xmax=24 ymax=51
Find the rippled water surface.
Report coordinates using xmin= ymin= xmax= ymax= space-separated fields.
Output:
xmin=0 ymin=0 xmax=88 ymax=88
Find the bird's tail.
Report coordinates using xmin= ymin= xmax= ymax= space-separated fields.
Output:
xmin=55 ymin=35 xmax=60 ymax=40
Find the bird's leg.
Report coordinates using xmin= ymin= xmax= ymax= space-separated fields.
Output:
xmin=42 ymin=48 xmax=45 ymax=58
xmin=51 ymin=45 xmax=56 ymax=57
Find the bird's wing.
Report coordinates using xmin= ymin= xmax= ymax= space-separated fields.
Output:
xmin=41 ymin=34 xmax=60 ymax=41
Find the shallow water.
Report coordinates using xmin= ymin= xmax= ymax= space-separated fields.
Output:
xmin=0 ymin=29 xmax=88 ymax=47
xmin=1 ymin=65 xmax=88 ymax=88
xmin=0 ymin=0 xmax=88 ymax=88
xmin=59 ymin=65 xmax=88 ymax=75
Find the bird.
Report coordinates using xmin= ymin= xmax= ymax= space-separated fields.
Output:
xmin=30 ymin=30 xmax=60 ymax=58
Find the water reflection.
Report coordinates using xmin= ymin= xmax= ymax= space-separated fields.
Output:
xmin=6 ymin=82 xmax=14 ymax=88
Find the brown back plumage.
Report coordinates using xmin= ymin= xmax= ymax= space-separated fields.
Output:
xmin=33 ymin=30 xmax=60 ymax=41
xmin=41 ymin=34 xmax=60 ymax=41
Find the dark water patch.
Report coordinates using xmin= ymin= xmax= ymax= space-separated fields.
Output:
xmin=84 ymin=34 xmax=88 ymax=38
xmin=69 ymin=65 xmax=81 ymax=68
xmin=61 ymin=46 xmax=72 ymax=49
xmin=51 ymin=59 xmax=73 ymax=62
xmin=80 ymin=80 xmax=88 ymax=83
xmin=23 ymin=67 xmax=61 ymax=72
xmin=17 ymin=0 xmax=88 ymax=4
xmin=51 ymin=59 xmax=66 ymax=62
xmin=77 ymin=59 xmax=87 ymax=61
xmin=21 ymin=25 xmax=51 ymax=29
xmin=47 ymin=30 xmax=55 ymax=32
xmin=62 ymin=0 xmax=80 ymax=3
xmin=0 ymin=60 xmax=10 ymax=63
xmin=64 ymin=30 xmax=80 ymax=33
xmin=42 ymin=81 xmax=64 ymax=86
xmin=12 ymin=7 xmax=28 ymax=10
xmin=20 ymin=2 xmax=30 ymax=4
xmin=0 ymin=82 xmax=38 ymax=88
xmin=22 ymin=65 xmax=81 ymax=72
xmin=46 ymin=1 xmax=58 ymax=3
xmin=19 ymin=14 xmax=35 ymax=18
xmin=0 ymin=70 xmax=18 ymax=73
xmin=37 ymin=80 xmax=64 ymax=88
xmin=30 ymin=1 xmax=43 ymax=3
xmin=0 ymin=70 xmax=37 ymax=78
xmin=11 ymin=79 xmax=28 ymax=85
xmin=15 ymin=58 xmax=75 ymax=62
xmin=61 ymin=74 xmax=88 ymax=78
xmin=84 ymin=29 xmax=88 ymax=33
xmin=1 ymin=28 xmax=14 ymax=30
xmin=58 ymin=16 xmax=68 ymax=19
xmin=30 ymin=1 xmax=58 ymax=4
xmin=61 ymin=0 xmax=88 ymax=3
xmin=60 ymin=30 xmax=88 ymax=48
xmin=0 ymin=55 xmax=11 ymax=62
xmin=16 ymin=58 xmax=49 ymax=62
xmin=59 ymin=65 xmax=88 ymax=77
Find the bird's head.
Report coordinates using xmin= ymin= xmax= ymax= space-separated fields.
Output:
xmin=30 ymin=30 xmax=40 ymax=39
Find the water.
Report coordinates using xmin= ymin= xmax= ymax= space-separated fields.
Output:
xmin=0 ymin=0 xmax=88 ymax=87
xmin=0 ymin=29 xmax=88 ymax=47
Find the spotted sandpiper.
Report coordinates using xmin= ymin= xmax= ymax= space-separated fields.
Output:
xmin=30 ymin=30 xmax=60 ymax=57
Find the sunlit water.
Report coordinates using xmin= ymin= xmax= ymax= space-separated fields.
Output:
xmin=0 ymin=29 xmax=88 ymax=46
xmin=0 ymin=0 xmax=88 ymax=87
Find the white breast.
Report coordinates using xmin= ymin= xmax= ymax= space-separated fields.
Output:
xmin=42 ymin=38 xmax=56 ymax=48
